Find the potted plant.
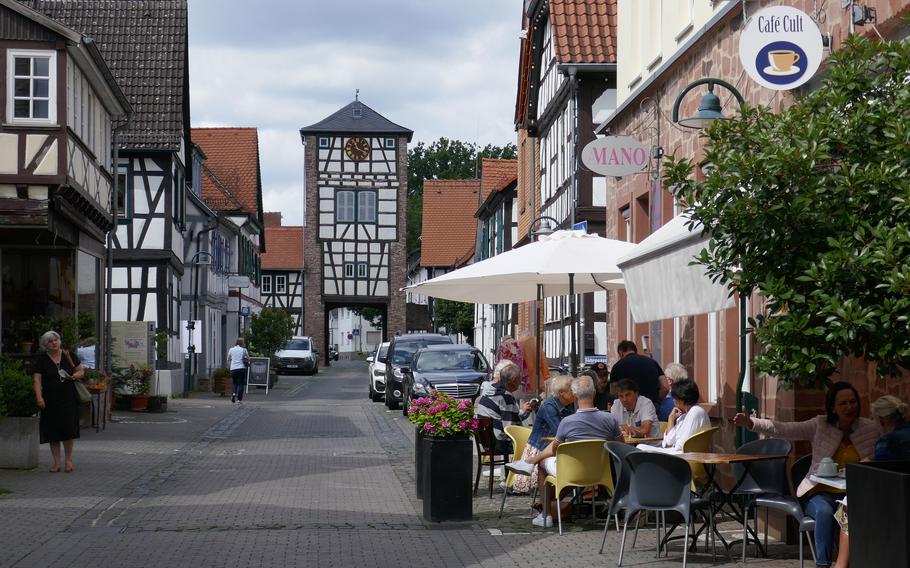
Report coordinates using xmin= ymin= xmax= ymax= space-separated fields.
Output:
xmin=0 ymin=356 xmax=40 ymax=469
xmin=110 ymin=367 xmax=133 ymax=410
xmin=127 ymin=365 xmax=152 ymax=411
xmin=154 ymin=331 xmax=168 ymax=370
xmin=407 ymin=391 xmax=477 ymax=521
xmin=211 ymin=367 xmax=232 ymax=396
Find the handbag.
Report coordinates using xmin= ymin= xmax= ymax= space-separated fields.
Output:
xmin=243 ymin=349 xmax=251 ymax=368
xmin=63 ymin=350 xmax=92 ymax=404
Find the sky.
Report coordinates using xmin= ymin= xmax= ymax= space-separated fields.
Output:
xmin=188 ymin=0 xmax=522 ymax=226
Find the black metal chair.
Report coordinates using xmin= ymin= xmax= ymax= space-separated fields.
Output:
xmin=732 ymin=438 xmax=792 ymax=561
xmin=746 ymin=454 xmax=816 ymax=567
xmin=615 ymin=452 xmax=715 ymax=567
xmin=598 ymin=442 xmax=641 ymax=554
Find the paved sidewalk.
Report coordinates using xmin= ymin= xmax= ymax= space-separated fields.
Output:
xmin=0 ymin=362 xmax=809 ymax=568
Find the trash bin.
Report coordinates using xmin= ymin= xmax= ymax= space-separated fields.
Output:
xmin=847 ymin=461 xmax=910 ymax=567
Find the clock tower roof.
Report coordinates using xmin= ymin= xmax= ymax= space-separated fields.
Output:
xmin=300 ymin=100 xmax=413 ymax=142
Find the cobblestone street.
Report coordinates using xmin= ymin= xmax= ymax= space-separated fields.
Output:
xmin=1 ymin=361 xmax=806 ymax=568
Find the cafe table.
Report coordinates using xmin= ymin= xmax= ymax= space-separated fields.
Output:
xmin=669 ymin=452 xmax=789 ymax=558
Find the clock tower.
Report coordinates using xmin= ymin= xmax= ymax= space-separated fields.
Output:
xmin=299 ymin=100 xmax=412 ymax=363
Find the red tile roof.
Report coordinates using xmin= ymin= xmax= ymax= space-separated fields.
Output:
xmin=481 ymin=158 xmax=518 ymax=201
xmin=260 ymin=226 xmax=303 ymax=270
xmin=191 ymin=128 xmax=262 ymax=216
xmin=549 ymin=0 xmax=617 ymax=64
xmin=421 ymin=179 xmax=480 ymax=267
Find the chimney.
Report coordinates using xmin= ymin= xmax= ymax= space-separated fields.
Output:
xmin=263 ymin=212 xmax=282 ymax=227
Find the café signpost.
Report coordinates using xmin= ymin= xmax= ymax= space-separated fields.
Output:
xmin=739 ymin=5 xmax=822 ymax=91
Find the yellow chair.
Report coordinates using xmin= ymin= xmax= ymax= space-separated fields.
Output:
xmin=543 ymin=439 xmax=615 ymax=535
xmin=659 ymin=421 xmax=668 ymax=434
xmin=682 ymin=426 xmax=719 ymax=491
xmin=498 ymin=425 xmax=532 ymax=518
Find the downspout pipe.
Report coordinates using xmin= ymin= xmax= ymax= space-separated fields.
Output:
xmin=105 ymin=113 xmax=132 ymax=372
xmin=190 ymin=219 xmax=218 ymax=382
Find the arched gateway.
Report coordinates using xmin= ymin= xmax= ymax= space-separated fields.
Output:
xmin=299 ymin=100 xmax=411 ymax=364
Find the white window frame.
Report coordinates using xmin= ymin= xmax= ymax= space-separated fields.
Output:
xmin=319 ymin=136 xmax=329 ymax=148
xmin=357 ymin=191 xmax=377 ymax=223
xmin=261 ymin=275 xmax=272 ymax=294
xmin=357 ymin=262 xmax=368 ymax=278
xmin=275 ymin=275 xmax=286 ymax=294
xmin=344 ymin=262 xmax=355 ymax=278
xmin=384 ymin=137 xmax=396 ymax=149
xmin=7 ymin=49 xmax=57 ymax=125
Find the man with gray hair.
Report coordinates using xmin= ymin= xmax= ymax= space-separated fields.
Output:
xmin=508 ymin=375 xmax=623 ymax=528
xmin=475 ymin=361 xmax=532 ymax=454
xmin=658 ymin=362 xmax=688 ymax=421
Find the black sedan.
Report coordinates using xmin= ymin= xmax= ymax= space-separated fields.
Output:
xmin=400 ymin=344 xmax=491 ymax=415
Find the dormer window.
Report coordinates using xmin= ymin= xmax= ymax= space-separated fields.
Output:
xmin=352 ymin=106 xmax=363 ymax=119
xmin=384 ymin=137 xmax=396 ymax=149
xmin=318 ymin=136 xmax=329 ymax=148
xmin=7 ymin=50 xmax=56 ymax=124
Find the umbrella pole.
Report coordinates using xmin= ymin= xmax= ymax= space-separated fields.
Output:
xmin=535 ymin=284 xmax=542 ymax=392
xmin=569 ymin=273 xmax=577 ymax=377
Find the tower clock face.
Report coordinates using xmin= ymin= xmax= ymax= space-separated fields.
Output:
xmin=344 ymin=137 xmax=370 ymax=161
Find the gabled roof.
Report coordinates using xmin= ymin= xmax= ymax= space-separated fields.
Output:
xmin=261 ymin=227 xmax=303 ymax=270
xmin=421 ymin=179 xmax=480 ymax=268
xmin=480 ymin=159 xmax=518 ymax=202
xmin=191 ymin=128 xmax=263 ymax=219
xmin=549 ymin=0 xmax=617 ymax=64
xmin=34 ymin=0 xmax=187 ymax=150
xmin=300 ymin=100 xmax=413 ymax=142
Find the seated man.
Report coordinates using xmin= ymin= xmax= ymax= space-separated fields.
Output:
xmin=509 ymin=375 xmax=624 ymax=528
xmin=475 ymin=362 xmax=531 ymax=454
xmin=610 ymin=378 xmax=660 ymax=439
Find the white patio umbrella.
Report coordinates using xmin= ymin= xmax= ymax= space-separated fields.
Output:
xmin=404 ymin=230 xmax=635 ymax=375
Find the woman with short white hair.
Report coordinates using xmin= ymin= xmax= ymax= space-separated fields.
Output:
xmin=32 ymin=330 xmax=84 ymax=473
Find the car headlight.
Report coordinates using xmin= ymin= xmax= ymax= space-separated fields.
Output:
xmin=412 ymin=381 xmax=429 ymax=394
xmin=374 ymin=369 xmax=385 ymax=377
xmin=393 ymin=367 xmax=405 ymax=379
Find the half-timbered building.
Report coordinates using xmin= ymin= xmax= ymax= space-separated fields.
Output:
xmin=260 ymin=212 xmax=304 ymax=335
xmin=299 ymin=100 xmax=410 ymax=361
xmin=36 ymin=0 xmax=191 ymax=383
xmin=192 ymin=127 xmax=265 ymax=343
xmin=473 ymin=159 xmax=518 ymax=356
xmin=0 ymin=0 xmax=130 ymax=362
xmin=515 ymin=0 xmax=618 ymax=365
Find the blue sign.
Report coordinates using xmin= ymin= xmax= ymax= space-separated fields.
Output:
xmin=352 ymin=329 xmax=360 ymax=336
xmin=240 ymin=306 xmax=250 ymax=317
xmin=584 ymin=355 xmax=608 ymax=365
xmin=572 ymin=220 xmax=588 ymax=233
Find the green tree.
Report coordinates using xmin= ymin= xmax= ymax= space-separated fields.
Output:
xmin=406 ymin=138 xmax=517 ymax=252
xmin=350 ymin=306 xmax=385 ymax=330
xmin=433 ymin=299 xmax=474 ymax=342
xmin=664 ymin=35 xmax=910 ymax=388
xmin=247 ymin=308 xmax=294 ymax=358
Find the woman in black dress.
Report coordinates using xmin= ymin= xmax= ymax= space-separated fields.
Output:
xmin=32 ymin=330 xmax=84 ymax=473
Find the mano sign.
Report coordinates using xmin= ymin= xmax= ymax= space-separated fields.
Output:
xmin=581 ymin=136 xmax=649 ymax=177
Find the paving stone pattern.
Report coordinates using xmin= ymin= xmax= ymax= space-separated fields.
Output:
xmin=1 ymin=362 xmax=804 ymax=567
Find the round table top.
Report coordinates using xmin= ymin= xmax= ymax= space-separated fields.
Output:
xmin=676 ymin=452 xmax=788 ymax=464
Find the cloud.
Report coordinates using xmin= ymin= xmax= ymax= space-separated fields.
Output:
xmin=189 ymin=0 xmax=521 ymax=226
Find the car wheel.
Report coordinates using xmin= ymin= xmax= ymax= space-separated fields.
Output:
xmin=370 ymin=384 xmax=382 ymax=403
xmin=368 ymin=381 xmax=375 ymax=400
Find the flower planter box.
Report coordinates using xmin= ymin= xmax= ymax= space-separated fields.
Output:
xmin=130 ymin=394 xmax=149 ymax=412
xmin=421 ymin=435 xmax=473 ymax=522
xmin=847 ymin=461 xmax=910 ymax=567
xmin=0 ymin=416 xmax=39 ymax=469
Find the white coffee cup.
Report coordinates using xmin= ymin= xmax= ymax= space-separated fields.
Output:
xmin=817 ymin=457 xmax=838 ymax=477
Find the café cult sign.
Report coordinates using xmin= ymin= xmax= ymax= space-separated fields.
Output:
xmin=739 ymin=6 xmax=822 ymax=91
xmin=581 ymin=136 xmax=649 ymax=177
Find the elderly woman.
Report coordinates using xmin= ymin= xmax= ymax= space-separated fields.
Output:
xmin=510 ymin=375 xmax=576 ymax=494
xmin=733 ymin=382 xmax=881 ymax=567
xmin=32 ymin=330 xmax=84 ymax=473
xmin=658 ymin=379 xmax=711 ymax=452
xmin=660 ymin=362 xmax=688 ymax=421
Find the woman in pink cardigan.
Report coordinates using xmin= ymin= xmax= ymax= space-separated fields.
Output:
xmin=733 ymin=382 xmax=880 ymax=567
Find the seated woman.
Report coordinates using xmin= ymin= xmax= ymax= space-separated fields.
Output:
xmin=650 ymin=379 xmax=711 ymax=453
xmin=510 ymin=375 xmax=575 ymax=494
xmin=733 ymin=382 xmax=881 ymax=568
xmin=832 ymin=394 xmax=910 ymax=568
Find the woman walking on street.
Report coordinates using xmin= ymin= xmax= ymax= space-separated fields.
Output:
xmin=227 ymin=338 xmax=250 ymax=404
xmin=32 ymin=330 xmax=84 ymax=473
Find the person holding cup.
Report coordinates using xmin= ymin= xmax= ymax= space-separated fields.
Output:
xmin=732 ymin=382 xmax=881 ymax=567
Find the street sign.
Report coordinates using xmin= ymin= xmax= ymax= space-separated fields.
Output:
xmin=581 ymin=136 xmax=649 ymax=177
xmin=240 ymin=306 xmax=250 ymax=317
xmin=572 ymin=220 xmax=588 ymax=233
xmin=739 ymin=6 xmax=822 ymax=91
xmin=352 ymin=329 xmax=360 ymax=336
xmin=228 ymin=275 xmax=251 ymax=289
xmin=584 ymin=355 xmax=608 ymax=365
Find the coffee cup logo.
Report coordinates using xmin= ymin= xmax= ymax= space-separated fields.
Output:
xmin=769 ymin=50 xmax=800 ymax=72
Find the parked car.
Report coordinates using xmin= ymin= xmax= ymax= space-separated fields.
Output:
xmin=366 ymin=342 xmax=390 ymax=402
xmin=275 ymin=336 xmax=319 ymax=375
xmin=400 ymin=344 xmax=491 ymax=415
xmin=382 ymin=333 xmax=453 ymax=410
xmin=329 ymin=347 xmax=339 ymax=361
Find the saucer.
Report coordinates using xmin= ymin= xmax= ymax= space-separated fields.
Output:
xmin=763 ymin=65 xmax=800 ymax=76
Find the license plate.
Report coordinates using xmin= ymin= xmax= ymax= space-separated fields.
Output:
xmin=286 ymin=365 xmax=298 ymax=368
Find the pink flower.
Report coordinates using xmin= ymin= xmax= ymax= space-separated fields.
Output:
xmin=469 ymin=418 xmax=479 ymax=430
xmin=457 ymin=400 xmax=471 ymax=411
xmin=458 ymin=420 xmax=468 ymax=429
xmin=440 ymin=419 xmax=450 ymax=429
xmin=423 ymin=423 xmax=436 ymax=432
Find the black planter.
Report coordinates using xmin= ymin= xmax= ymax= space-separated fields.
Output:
xmin=847 ymin=461 xmax=910 ymax=567
xmin=147 ymin=396 xmax=168 ymax=413
xmin=415 ymin=428 xmax=425 ymax=499
xmin=421 ymin=435 xmax=473 ymax=522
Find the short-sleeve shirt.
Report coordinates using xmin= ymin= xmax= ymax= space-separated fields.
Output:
xmin=610 ymin=395 xmax=660 ymax=438
xmin=227 ymin=345 xmax=248 ymax=371
xmin=609 ymin=353 xmax=664 ymax=407
xmin=555 ymin=408 xmax=622 ymax=443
